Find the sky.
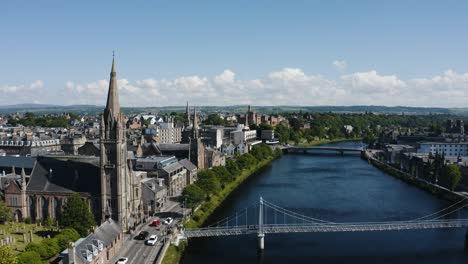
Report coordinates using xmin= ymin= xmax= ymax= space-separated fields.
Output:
xmin=1 ymin=0 xmax=468 ymax=107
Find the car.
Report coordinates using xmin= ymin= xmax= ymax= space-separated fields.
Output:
xmin=115 ymin=257 xmax=129 ymax=264
xmin=150 ymin=219 xmax=161 ymax=227
xmin=164 ymin=217 xmax=173 ymax=225
xmin=146 ymin=235 xmax=158 ymax=245
xmin=137 ymin=230 xmax=149 ymax=240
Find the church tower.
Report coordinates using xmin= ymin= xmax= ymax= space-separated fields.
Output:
xmin=189 ymin=107 xmax=205 ymax=169
xmin=100 ymin=57 xmax=133 ymax=228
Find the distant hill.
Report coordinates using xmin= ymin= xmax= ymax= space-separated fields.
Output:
xmin=1 ymin=104 xmax=468 ymax=116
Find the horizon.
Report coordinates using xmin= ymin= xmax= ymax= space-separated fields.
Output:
xmin=1 ymin=1 xmax=468 ymax=107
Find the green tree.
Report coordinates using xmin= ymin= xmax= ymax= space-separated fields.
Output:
xmin=61 ymin=193 xmax=96 ymax=236
xmin=212 ymin=166 xmax=233 ymax=185
xmin=0 ymin=246 xmax=18 ymax=264
xmin=195 ymin=170 xmax=221 ymax=195
xmin=0 ymin=200 xmax=12 ymax=223
xmin=225 ymin=159 xmax=241 ymax=177
xmin=55 ymin=228 xmax=80 ymax=250
xmin=181 ymin=185 xmax=205 ymax=209
xmin=18 ymin=251 xmax=42 ymax=264
xmin=203 ymin=114 xmax=226 ymax=126
xmin=444 ymin=164 xmax=462 ymax=191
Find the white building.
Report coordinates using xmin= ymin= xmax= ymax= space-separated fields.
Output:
xmin=417 ymin=142 xmax=468 ymax=157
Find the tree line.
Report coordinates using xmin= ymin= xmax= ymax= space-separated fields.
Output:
xmin=181 ymin=144 xmax=282 ymax=210
xmin=7 ymin=112 xmax=79 ymax=128
xmin=253 ymin=112 xmax=459 ymax=144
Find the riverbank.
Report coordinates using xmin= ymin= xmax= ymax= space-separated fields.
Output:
xmin=363 ymin=151 xmax=466 ymax=203
xmin=296 ymin=137 xmax=362 ymax=147
xmin=162 ymin=153 xmax=280 ymax=264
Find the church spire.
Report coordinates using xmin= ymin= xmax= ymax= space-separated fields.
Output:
xmin=192 ymin=107 xmax=199 ymax=139
xmin=184 ymin=102 xmax=191 ymax=128
xmin=105 ymin=56 xmax=120 ymax=119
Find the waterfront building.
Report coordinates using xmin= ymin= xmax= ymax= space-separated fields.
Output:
xmin=418 ymin=142 xmax=468 ymax=157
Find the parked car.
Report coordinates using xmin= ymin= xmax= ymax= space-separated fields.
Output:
xmin=137 ymin=231 xmax=149 ymax=240
xmin=164 ymin=217 xmax=173 ymax=225
xmin=150 ymin=219 xmax=161 ymax=227
xmin=115 ymin=257 xmax=129 ymax=264
xmin=146 ymin=235 xmax=158 ymax=246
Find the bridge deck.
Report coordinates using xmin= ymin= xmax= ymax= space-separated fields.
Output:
xmin=184 ymin=220 xmax=468 ymax=238
xmin=287 ymin=146 xmax=364 ymax=152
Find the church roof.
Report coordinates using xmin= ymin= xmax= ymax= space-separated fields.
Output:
xmin=27 ymin=156 xmax=100 ymax=195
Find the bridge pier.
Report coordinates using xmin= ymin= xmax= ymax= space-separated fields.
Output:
xmin=258 ymin=233 xmax=265 ymax=250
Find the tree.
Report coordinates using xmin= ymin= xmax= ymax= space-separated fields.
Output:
xmin=181 ymin=185 xmax=205 ymax=209
xmin=225 ymin=159 xmax=241 ymax=177
xmin=55 ymin=228 xmax=80 ymax=250
xmin=61 ymin=193 xmax=96 ymax=236
xmin=195 ymin=170 xmax=221 ymax=195
xmin=18 ymin=251 xmax=42 ymax=264
xmin=212 ymin=166 xmax=233 ymax=185
xmin=25 ymin=238 xmax=59 ymax=260
xmin=444 ymin=164 xmax=462 ymax=191
xmin=0 ymin=246 xmax=18 ymax=264
xmin=0 ymin=200 xmax=12 ymax=223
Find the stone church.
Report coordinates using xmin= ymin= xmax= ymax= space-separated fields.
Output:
xmin=3 ymin=58 xmax=143 ymax=231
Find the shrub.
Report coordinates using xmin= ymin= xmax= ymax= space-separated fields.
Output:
xmin=23 ymin=217 xmax=32 ymax=224
xmin=18 ymin=251 xmax=42 ymax=264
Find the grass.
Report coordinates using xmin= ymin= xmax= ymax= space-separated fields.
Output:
xmin=0 ymin=222 xmax=58 ymax=253
xmin=161 ymin=244 xmax=184 ymax=264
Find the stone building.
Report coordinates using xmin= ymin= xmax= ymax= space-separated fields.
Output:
xmin=61 ymin=218 xmax=123 ymax=264
xmin=99 ymin=58 xmax=141 ymax=229
xmin=189 ymin=108 xmax=205 ymax=169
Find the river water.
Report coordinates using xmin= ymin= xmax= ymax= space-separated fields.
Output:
xmin=182 ymin=141 xmax=468 ymax=264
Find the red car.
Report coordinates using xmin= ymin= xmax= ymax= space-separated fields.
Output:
xmin=150 ymin=220 xmax=161 ymax=227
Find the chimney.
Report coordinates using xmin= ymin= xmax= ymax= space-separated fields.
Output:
xmin=68 ymin=242 xmax=76 ymax=264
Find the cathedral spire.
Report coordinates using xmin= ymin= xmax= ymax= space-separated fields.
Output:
xmin=105 ymin=56 xmax=120 ymax=119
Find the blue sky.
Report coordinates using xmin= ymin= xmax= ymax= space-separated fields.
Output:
xmin=1 ymin=0 xmax=468 ymax=107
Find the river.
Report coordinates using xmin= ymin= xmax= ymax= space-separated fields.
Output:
xmin=182 ymin=141 xmax=468 ymax=264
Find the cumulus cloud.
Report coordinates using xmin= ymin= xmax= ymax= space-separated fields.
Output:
xmin=0 ymin=80 xmax=46 ymax=104
xmin=3 ymin=69 xmax=468 ymax=107
xmin=333 ymin=60 xmax=347 ymax=72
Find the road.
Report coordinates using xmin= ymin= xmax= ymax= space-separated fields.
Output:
xmin=110 ymin=217 xmax=169 ymax=264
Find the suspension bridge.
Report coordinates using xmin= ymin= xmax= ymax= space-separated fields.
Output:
xmin=182 ymin=197 xmax=468 ymax=250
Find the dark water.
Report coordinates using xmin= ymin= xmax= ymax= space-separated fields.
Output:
xmin=182 ymin=141 xmax=468 ymax=264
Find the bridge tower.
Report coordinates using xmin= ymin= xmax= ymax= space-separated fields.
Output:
xmin=258 ymin=196 xmax=265 ymax=250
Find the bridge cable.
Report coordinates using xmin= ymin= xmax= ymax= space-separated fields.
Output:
xmin=409 ymin=197 xmax=468 ymax=221
xmin=263 ymin=200 xmax=335 ymax=224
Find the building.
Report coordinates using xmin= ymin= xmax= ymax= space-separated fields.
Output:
xmin=189 ymin=108 xmax=206 ymax=169
xmin=179 ymin=159 xmax=197 ymax=185
xmin=61 ymin=218 xmax=123 ymax=264
xmin=99 ymin=58 xmax=141 ymax=229
xmin=141 ymin=178 xmax=167 ymax=216
xmin=417 ymin=142 xmax=468 ymax=157
xmin=0 ymin=139 xmax=61 ymax=156
xmin=157 ymin=121 xmax=182 ymax=144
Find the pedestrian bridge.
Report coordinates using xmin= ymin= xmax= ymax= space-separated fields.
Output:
xmin=182 ymin=197 xmax=468 ymax=250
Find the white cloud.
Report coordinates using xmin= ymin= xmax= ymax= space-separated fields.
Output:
xmin=3 ymin=69 xmax=468 ymax=107
xmin=333 ymin=60 xmax=347 ymax=72
xmin=0 ymin=80 xmax=45 ymax=104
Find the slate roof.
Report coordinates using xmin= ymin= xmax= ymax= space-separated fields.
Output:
xmin=158 ymin=143 xmax=189 ymax=151
xmin=178 ymin=159 xmax=197 ymax=171
xmin=0 ymin=156 xmax=35 ymax=175
xmin=162 ymin=162 xmax=183 ymax=174
xmin=62 ymin=219 xmax=122 ymax=264
xmin=27 ymin=156 xmax=100 ymax=195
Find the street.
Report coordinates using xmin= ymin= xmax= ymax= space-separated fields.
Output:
xmin=110 ymin=217 xmax=168 ymax=264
